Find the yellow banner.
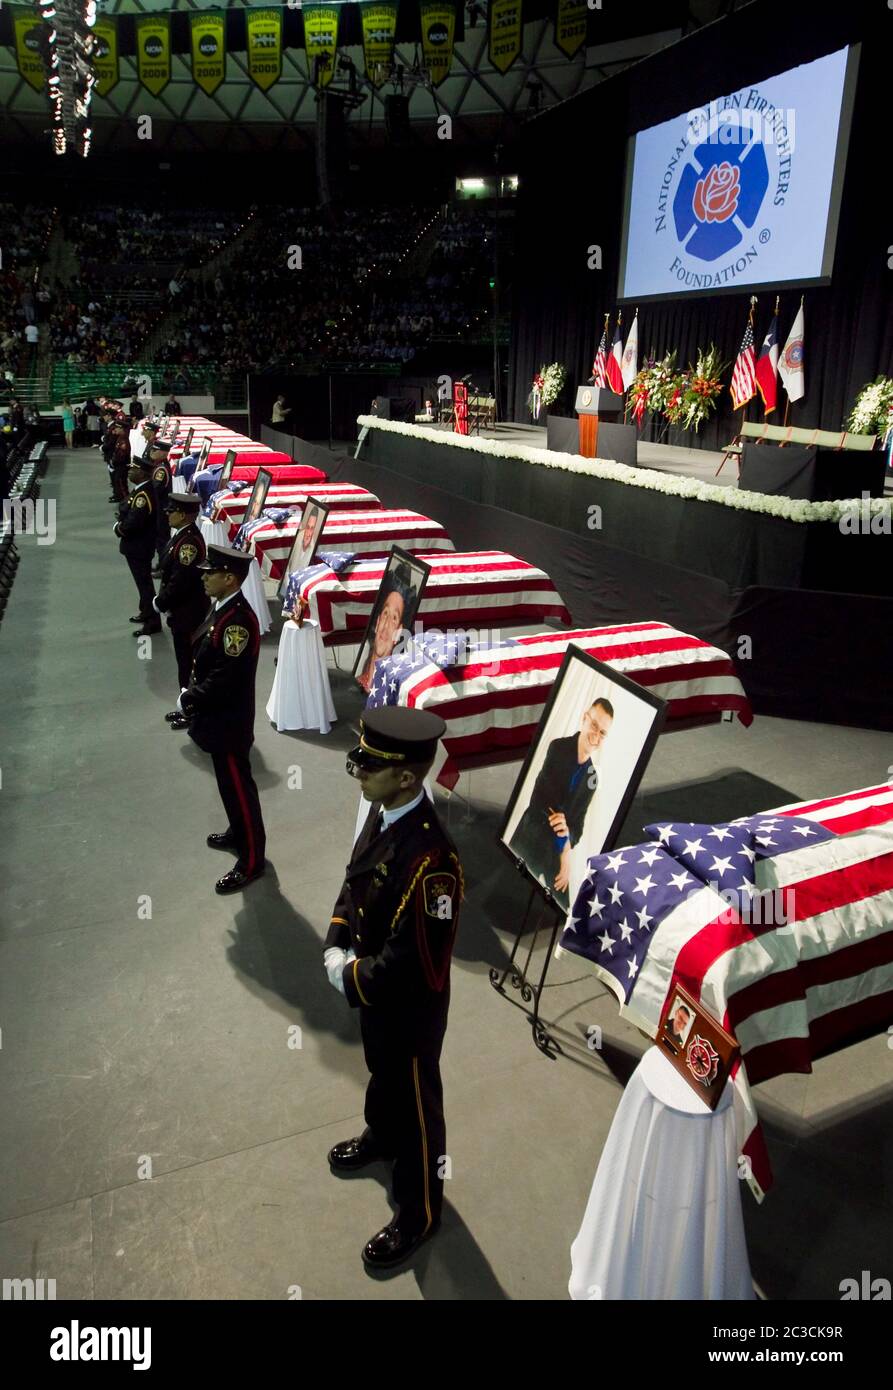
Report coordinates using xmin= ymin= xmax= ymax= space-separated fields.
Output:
xmin=135 ymin=15 xmax=171 ymax=97
xmin=303 ymin=6 xmax=340 ymax=89
xmin=190 ymin=13 xmax=226 ymax=97
xmin=555 ymin=0 xmax=586 ymax=60
xmin=360 ymin=2 xmax=398 ymax=88
xmin=246 ymin=8 xmax=282 ymax=92
xmin=489 ymin=0 xmax=522 ymax=75
xmin=420 ymin=3 xmax=455 ymax=88
xmin=92 ymin=17 xmax=120 ymax=99
xmin=13 ymin=10 xmax=45 ymax=94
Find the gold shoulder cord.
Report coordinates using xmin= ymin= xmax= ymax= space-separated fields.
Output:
xmin=388 ymin=856 xmax=432 ymax=934
xmin=450 ymin=852 xmax=465 ymax=903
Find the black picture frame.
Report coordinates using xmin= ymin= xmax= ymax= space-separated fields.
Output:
xmin=243 ymin=468 xmax=272 ymax=526
xmin=183 ymin=426 xmax=194 ymax=453
xmin=195 ymin=436 xmax=213 ymax=474
xmin=498 ymin=644 xmax=667 ymax=918
xmin=352 ymin=546 xmax=431 ymax=694
xmin=276 ymin=497 xmax=331 ymax=598
xmin=219 ymin=449 xmax=237 ymax=487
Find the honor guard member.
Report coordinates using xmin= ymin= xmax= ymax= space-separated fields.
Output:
xmin=152 ymin=493 xmax=210 ymax=725
xmin=149 ymin=442 xmax=173 ymax=572
xmin=177 ymin=544 xmax=267 ymax=895
xmin=325 ymin=707 xmax=464 ymax=1270
xmin=114 ymin=454 xmax=161 ymax=635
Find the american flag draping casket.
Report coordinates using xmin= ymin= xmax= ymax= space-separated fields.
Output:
xmin=283 ymin=550 xmax=572 ymax=645
xmin=557 ymin=782 xmax=893 ymax=1199
xmin=365 ymin=621 xmax=753 ymax=790
xmin=243 ymin=508 xmax=455 ymax=581
xmin=210 ymin=483 xmax=382 ymax=539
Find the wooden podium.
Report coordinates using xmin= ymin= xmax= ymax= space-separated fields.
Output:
xmin=575 ymin=386 xmax=624 ymax=458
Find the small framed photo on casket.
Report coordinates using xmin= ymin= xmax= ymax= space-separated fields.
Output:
xmin=353 ymin=547 xmax=431 ymax=694
xmin=219 ymin=448 xmax=237 ymax=487
xmin=182 ymin=426 xmax=195 ymax=454
xmin=243 ymin=467 xmax=272 ymax=525
xmin=276 ymin=497 xmax=330 ymax=598
xmin=499 ymin=643 xmax=667 ymax=917
xmin=187 ymin=436 xmax=213 ymax=490
xmin=658 ymin=983 xmax=740 ymax=1111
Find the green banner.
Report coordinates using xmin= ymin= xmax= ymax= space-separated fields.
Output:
xmin=246 ymin=8 xmax=282 ymax=92
xmin=360 ymin=2 xmax=398 ymax=88
xmin=135 ymin=15 xmax=171 ymax=97
xmin=420 ymin=2 xmax=455 ymax=88
xmin=92 ymin=17 xmax=120 ymax=99
xmin=489 ymin=0 xmax=522 ymax=75
xmin=555 ymin=0 xmax=586 ymax=59
xmin=190 ymin=12 xmax=226 ymax=97
xmin=303 ymin=5 xmax=340 ymax=88
xmin=13 ymin=10 xmax=45 ymax=94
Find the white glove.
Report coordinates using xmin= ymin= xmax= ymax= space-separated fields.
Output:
xmin=324 ymin=947 xmax=347 ymax=995
xmin=176 ymin=692 xmax=185 ymax=714
xmin=152 ymin=597 xmax=160 ymax=613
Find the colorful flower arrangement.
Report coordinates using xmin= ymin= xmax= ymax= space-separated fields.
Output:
xmin=846 ymin=377 xmax=893 ymax=443
xmin=630 ymin=346 xmax=725 ymax=433
xmin=528 ymin=362 xmax=566 ymax=419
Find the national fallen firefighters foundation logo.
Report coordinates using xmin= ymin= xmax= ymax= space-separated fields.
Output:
xmin=673 ymin=132 xmax=769 ymax=263
xmin=686 ymin=1033 xmax=720 ymax=1087
xmin=223 ymin=624 xmax=249 ymax=657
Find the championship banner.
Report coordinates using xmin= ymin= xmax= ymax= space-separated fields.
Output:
xmin=554 ymin=0 xmax=586 ymax=60
xmin=91 ymin=17 xmax=120 ymax=99
xmin=135 ymin=15 xmax=171 ymax=98
xmin=190 ymin=12 xmax=226 ymax=97
xmin=13 ymin=9 xmax=45 ymax=94
xmin=303 ymin=5 xmax=340 ymax=88
xmin=420 ymin=2 xmax=455 ymax=88
xmin=489 ymin=0 xmax=522 ymax=75
xmin=246 ymin=8 xmax=282 ymax=91
xmin=360 ymin=2 xmax=398 ymax=88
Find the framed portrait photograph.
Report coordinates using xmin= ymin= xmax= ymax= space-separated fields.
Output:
xmin=663 ymin=994 xmax=696 ymax=1048
xmin=219 ymin=448 xmax=237 ymax=487
xmin=183 ymin=426 xmax=194 ymax=454
xmin=243 ymin=467 xmax=272 ymax=525
xmin=276 ymin=498 xmax=330 ymax=598
xmin=195 ymin=436 xmax=213 ymax=474
xmin=499 ymin=644 xmax=667 ymax=917
xmin=352 ymin=547 xmax=431 ymax=693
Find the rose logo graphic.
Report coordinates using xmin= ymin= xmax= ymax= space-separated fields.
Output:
xmin=673 ymin=131 xmax=769 ymax=263
xmin=693 ymin=162 xmax=739 ymax=223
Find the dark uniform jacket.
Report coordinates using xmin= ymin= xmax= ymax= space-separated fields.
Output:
xmin=325 ymin=797 xmax=464 ymax=1050
xmin=154 ymin=522 xmax=209 ymax=633
xmin=152 ymin=458 xmax=171 ymax=510
xmin=509 ymin=733 xmax=597 ymax=884
xmin=181 ymin=590 xmax=260 ymax=754
xmin=115 ymin=480 xmax=157 ymax=558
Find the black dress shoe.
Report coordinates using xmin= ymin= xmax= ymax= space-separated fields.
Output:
xmin=167 ymin=713 xmax=189 ymax=729
xmin=164 ymin=709 xmax=183 ymax=723
xmin=129 ymin=614 xmax=144 ymax=623
xmin=132 ymin=624 xmax=162 ymax=637
xmin=206 ymin=831 xmax=238 ymax=851
xmin=215 ymin=865 xmax=265 ymax=894
xmin=362 ymin=1219 xmax=439 ymax=1270
xmin=328 ymin=1133 xmax=390 ymax=1173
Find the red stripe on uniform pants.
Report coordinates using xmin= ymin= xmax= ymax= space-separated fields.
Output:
xmin=227 ymin=753 xmax=258 ymax=875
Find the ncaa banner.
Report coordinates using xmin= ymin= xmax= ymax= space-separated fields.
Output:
xmin=190 ymin=12 xmax=226 ymax=97
xmin=136 ymin=15 xmax=171 ymax=97
xmin=360 ymin=2 xmax=398 ymax=88
xmin=303 ymin=5 xmax=340 ymax=89
xmin=420 ymin=2 xmax=455 ymax=88
xmin=246 ymin=9 xmax=282 ymax=92
xmin=489 ymin=0 xmax=522 ymax=76
xmin=554 ymin=0 xmax=586 ymax=60
xmin=13 ymin=9 xmax=45 ymax=93
xmin=91 ymin=17 xmax=120 ymax=99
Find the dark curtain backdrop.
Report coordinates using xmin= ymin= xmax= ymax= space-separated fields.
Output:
xmin=508 ymin=0 xmax=893 ymax=450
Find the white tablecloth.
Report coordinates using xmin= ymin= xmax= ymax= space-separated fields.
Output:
xmin=569 ymin=1046 xmax=753 ymax=1301
xmin=200 ymin=518 xmax=230 ymax=547
xmin=266 ymin=620 xmax=336 ymax=733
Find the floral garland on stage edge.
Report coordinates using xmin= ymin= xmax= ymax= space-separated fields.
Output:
xmin=631 ymin=346 xmax=725 ymax=433
xmin=846 ymin=377 xmax=893 ymax=444
xmin=527 ymin=362 xmax=566 ymax=420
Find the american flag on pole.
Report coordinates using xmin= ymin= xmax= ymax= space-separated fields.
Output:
xmin=558 ymin=781 xmax=893 ymax=1199
xmin=591 ymin=317 xmax=609 ymax=388
xmin=730 ymin=306 xmax=757 ymax=409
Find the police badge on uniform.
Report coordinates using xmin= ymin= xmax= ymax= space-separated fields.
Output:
xmin=133 ymin=492 xmax=148 ymax=508
xmin=223 ymin=624 xmax=249 ymax=657
xmin=179 ymin=544 xmax=198 ymax=565
xmin=154 ymin=467 xmax=168 ymax=483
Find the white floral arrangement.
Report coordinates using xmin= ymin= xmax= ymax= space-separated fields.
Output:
xmin=357 ymin=415 xmax=893 ymax=526
xmin=846 ymin=378 xmax=893 ymax=443
xmin=527 ymin=362 xmax=566 ymax=418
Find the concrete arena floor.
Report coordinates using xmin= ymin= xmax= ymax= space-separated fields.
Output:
xmin=0 ymin=447 xmax=890 ymax=1301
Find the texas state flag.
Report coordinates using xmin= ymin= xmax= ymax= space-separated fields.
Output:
xmin=605 ymin=320 xmax=624 ymax=393
xmin=754 ymin=314 xmax=779 ymax=415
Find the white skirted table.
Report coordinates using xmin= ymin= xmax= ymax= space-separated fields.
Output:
xmin=266 ymin=619 xmax=336 ymax=734
xmin=568 ymin=1045 xmax=754 ymax=1301
xmin=199 ymin=517 xmax=230 ymax=547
